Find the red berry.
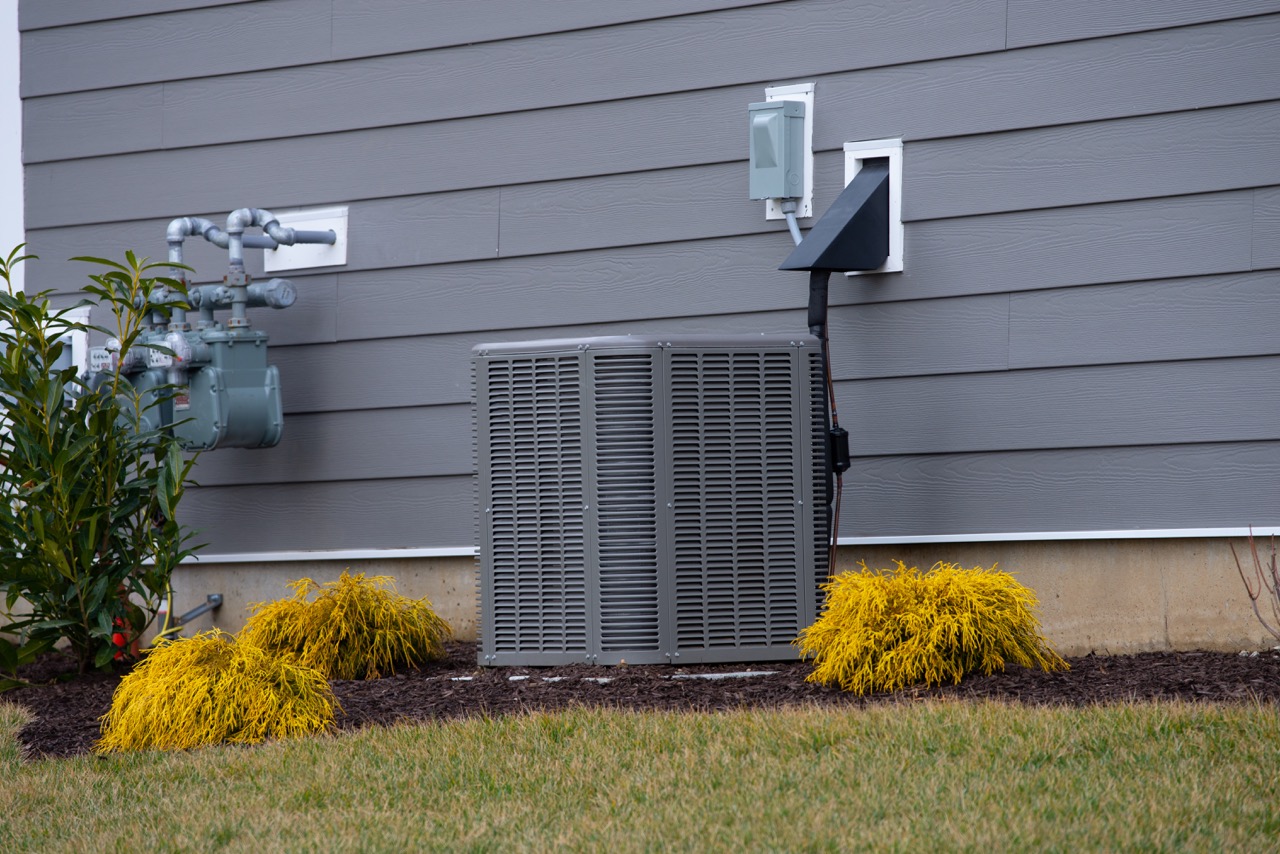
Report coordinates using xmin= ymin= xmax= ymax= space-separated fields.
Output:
xmin=111 ymin=632 xmax=126 ymax=648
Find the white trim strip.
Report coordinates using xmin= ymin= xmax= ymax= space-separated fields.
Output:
xmin=175 ymin=528 xmax=1280 ymax=564
xmin=839 ymin=527 xmax=1280 ymax=546
xmin=183 ymin=546 xmax=478 ymax=564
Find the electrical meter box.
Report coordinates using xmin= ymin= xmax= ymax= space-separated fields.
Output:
xmin=172 ymin=329 xmax=283 ymax=450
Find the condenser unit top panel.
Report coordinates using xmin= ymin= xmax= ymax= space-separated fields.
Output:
xmin=474 ymin=333 xmax=818 ymax=358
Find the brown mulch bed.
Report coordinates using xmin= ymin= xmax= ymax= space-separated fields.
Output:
xmin=7 ymin=642 xmax=1280 ymax=760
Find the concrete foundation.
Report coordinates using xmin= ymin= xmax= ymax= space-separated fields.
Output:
xmin=842 ymin=537 xmax=1275 ymax=656
xmin=168 ymin=556 xmax=477 ymax=642
xmin=166 ymin=538 xmax=1278 ymax=657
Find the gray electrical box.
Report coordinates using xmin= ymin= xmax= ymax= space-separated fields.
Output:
xmin=748 ymin=100 xmax=805 ymax=200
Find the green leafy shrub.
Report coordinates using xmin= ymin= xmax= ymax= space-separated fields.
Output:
xmin=240 ymin=571 xmax=453 ymax=680
xmin=796 ymin=560 xmax=1067 ymax=694
xmin=96 ymin=630 xmax=339 ymax=753
xmin=0 ymin=247 xmax=200 ymax=676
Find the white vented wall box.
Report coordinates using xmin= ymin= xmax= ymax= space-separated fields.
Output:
xmin=474 ymin=334 xmax=829 ymax=666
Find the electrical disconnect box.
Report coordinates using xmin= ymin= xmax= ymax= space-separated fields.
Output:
xmin=90 ymin=208 xmax=335 ymax=450
xmin=747 ymin=100 xmax=805 ymax=201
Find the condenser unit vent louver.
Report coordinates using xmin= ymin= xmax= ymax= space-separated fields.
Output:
xmin=474 ymin=334 xmax=829 ymax=666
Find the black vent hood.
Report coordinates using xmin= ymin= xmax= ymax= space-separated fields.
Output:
xmin=778 ymin=159 xmax=889 ymax=273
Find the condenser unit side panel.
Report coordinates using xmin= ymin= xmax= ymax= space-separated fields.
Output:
xmin=804 ymin=345 xmax=830 ymax=626
xmin=476 ymin=351 xmax=591 ymax=663
xmin=666 ymin=343 xmax=814 ymax=663
xmin=474 ymin=355 xmax=495 ymax=662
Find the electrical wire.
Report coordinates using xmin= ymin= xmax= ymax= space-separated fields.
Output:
xmin=821 ymin=334 xmax=844 ymax=575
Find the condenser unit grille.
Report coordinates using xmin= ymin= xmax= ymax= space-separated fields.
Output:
xmin=669 ymin=351 xmax=804 ymax=650
xmin=484 ymin=355 xmax=588 ymax=655
xmin=476 ymin=335 xmax=826 ymax=666
xmin=593 ymin=354 xmax=660 ymax=653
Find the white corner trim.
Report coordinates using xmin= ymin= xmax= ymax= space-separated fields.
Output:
xmin=172 ymin=527 xmax=1279 ymax=564
xmin=177 ymin=546 xmax=478 ymax=565
xmin=839 ymin=527 xmax=1280 ymax=546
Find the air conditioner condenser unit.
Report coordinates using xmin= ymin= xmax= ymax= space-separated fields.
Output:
xmin=474 ymin=334 xmax=830 ymax=666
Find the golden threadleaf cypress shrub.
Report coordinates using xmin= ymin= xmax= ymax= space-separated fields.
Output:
xmin=95 ymin=630 xmax=338 ymax=753
xmin=240 ymin=571 xmax=453 ymax=680
xmin=796 ymin=561 xmax=1068 ymax=694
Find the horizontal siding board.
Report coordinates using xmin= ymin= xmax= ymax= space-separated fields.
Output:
xmin=844 ymin=442 xmax=1280 ymax=537
xmin=276 ymin=309 xmax=843 ymax=414
xmin=21 ymin=1 xmax=790 ymax=94
xmin=327 ymin=194 xmax=1254 ymax=397
xmin=23 ymin=154 xmax=1254 ymax=298
xmin=153 ymin=0 xmax=1004 ymax=152
xmin=335 ymin=236 xmax=803 ymax=341
xmin=22 ymin=190 xmax=501 ymax=291
xmin=1009 ymin=270 xmax=1280 ymax=369
xmin=20 ymin=0 xmax=333 ymax=97
xmin=17 ymin=0 xmax=998 ymax=162
xmin=827 ymin=296 xmax=1009 ymax=379
xmin=27 ymin=14 xmax=1280 ymax=169
xmin=30 ymin=192 xmax=1260 ymax=371
xmin=331 ymin=0 xmax=788 ymax=60
xmin=496 ymin=160 xmax=792 ymax=258
xmin=345 ymin=191 xmax=500 ymax=270
xmin=179 ymin=476 xmax=474 ymax=552
xmin=1254 ymin=187 xmax=1280 ymax=269
xmin=815 ymin=15 xmax=1280 ymax=152
xmin=339 ymin=249 xmax=1008 ymax=375
xmin=191 ymin=405 xmax=472 ymax=486
xmin=24 ymin=85 xmax=164 ymax=163
xmin=905 ymin=101 xmax=1280 ymax=221
xmin=278 ymin=301 xmax=1000 ymax=416
xmin=25 ymin=143 xmax=839 ymax=241
xmin=1006 ymin=0 xmax=1280 ymax=48
xmin=870 ymin=191 xmax=1256 ymax=305
xmin=18 ymin=0 xmax=253 ymax=30
xmin=22 ymin=76 xmax=755 ymax=171
xmin=20 ymin=108 xmax=758 ymax=227
xmin=840 ymin=356 xmax=1280 ymax=457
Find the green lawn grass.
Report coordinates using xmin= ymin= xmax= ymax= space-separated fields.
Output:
xmin=2 ymin=700 xmax=1277 ymax=851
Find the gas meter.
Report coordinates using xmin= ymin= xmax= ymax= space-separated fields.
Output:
xmin=88 ymin=208 xmax=333 ymax=451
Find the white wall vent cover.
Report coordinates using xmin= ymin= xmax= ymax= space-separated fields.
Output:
xmin=473 ymin=334 xmax=829 ymax=666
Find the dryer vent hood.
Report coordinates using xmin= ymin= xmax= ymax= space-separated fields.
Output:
xmin=778 ymin=159 xmax=889 ymax=273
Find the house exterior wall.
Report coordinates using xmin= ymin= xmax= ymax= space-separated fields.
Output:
xmin=16 ymin=1 xmax=1280 ymax=649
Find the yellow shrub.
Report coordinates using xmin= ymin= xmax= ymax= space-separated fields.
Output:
xmin=240 ymin=571 xmax=453 ymax=680
xmin=796 ymin=561 xmax=1068 ymax=694
xmin=95 ymin=630 xmax=338 ymax=753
